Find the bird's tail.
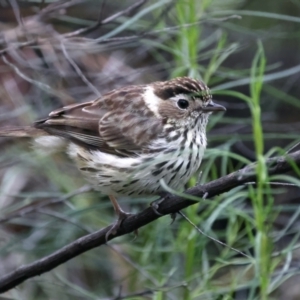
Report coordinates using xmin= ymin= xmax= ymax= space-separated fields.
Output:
xmin=0 ymin=126 xmax=46 ymax=138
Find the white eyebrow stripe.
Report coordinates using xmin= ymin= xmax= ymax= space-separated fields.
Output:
xmin=142 ymin=86 xmax=161 ymax=118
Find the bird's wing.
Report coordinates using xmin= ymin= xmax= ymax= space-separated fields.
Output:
xmin=98 ymin=110 xmax=163 ymax=155
xmin=35 ymin=86 xmax=164 ymax=156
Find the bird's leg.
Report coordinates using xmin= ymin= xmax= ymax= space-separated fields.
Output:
xmin=105 ymin=195 xmax=133 ymax=241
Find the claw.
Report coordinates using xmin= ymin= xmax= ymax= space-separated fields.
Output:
xmin=150 ymin=195 xmax=178 ymax=225
xmin=105 ymin=210 xmax=133 ymax=241
xmin=150 ymin=198 xmax=164 ymax=216
xmin=170 ymin=212 xmax=177 ymax=224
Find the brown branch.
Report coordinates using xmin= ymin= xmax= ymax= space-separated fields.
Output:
xmin=0 ymin=150 xmax=300 ymax=293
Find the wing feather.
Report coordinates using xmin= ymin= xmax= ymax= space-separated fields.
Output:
xmin=34 ymin=85 xmax=163 ymax=156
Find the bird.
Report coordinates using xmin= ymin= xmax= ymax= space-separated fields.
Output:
xmin=0 ymin=77 xmax=226 ymax=237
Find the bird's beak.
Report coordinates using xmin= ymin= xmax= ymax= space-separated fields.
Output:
xmin=202 ymin=101 xmax=226 ymax=112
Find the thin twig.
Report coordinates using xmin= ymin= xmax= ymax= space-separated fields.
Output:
xmin=0 ymin=185 xmax=93 ymax=224
xmin=38 ymin=0 xmax=85 ymax=19
xmin=60 ymin=41 xmax=101 ymax=97
xmin=287 ymin=141 xmax=300 ymax=154
xmin=1 ymin=54 xmax=66 ymax=98
xmin=9 ymin=0 xmax=23 ymax=27
xmin=64 ymin=0 xmax=148 ymax=38
xmin=92 ymin=15 xmax=241 ymax=44
xmin=107 ymin=245 xmax=159 ymax=286
xmin=38 ymin=208 xmax=93 ymax=233
xmin=178 ymin=211 xmax=251 ymax=259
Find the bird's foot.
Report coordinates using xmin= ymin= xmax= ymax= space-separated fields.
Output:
xmin=105 ymin=209 xmax=135 ymax=241
xmin=150 ymin=198 xmax=164 ymax=216
xmin=150 ymin=193 xmax=178 ymax=223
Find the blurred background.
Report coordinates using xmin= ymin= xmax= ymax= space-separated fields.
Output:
xmin=0 ymin=0 xmax=300 ymax=299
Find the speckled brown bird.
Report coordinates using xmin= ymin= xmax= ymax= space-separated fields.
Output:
xmin=0 ymin=77 xmax=226 ymax=236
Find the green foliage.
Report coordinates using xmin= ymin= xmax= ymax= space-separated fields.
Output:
xmin=1 ymin=0 xmax=300 ymax=299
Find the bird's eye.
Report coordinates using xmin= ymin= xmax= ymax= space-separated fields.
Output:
xmin=177 ymin=99 xmax=189 ymax=110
